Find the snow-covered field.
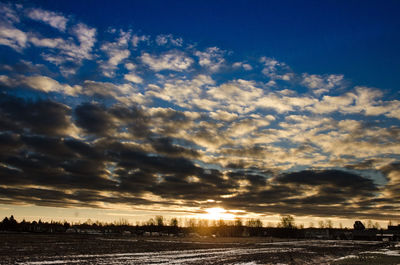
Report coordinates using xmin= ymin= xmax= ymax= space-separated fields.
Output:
xmin=332 ymin=243 xmax=400 ymax=264
xmin=0 ymin=234 xmax=393 ymax=265
xmin=18 ymin=247 xmax=306 ymax=265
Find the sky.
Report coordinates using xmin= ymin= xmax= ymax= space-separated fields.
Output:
xmin=0 ymin=0 xmax=399 ymax=227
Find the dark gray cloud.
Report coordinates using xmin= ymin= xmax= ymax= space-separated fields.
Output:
xmin=75 ymin=103 xmax=115 ymax=136
xmin=219 ymin=170 xmax=383 ymax=219
xmin=74 ymin=102 xmax=151 ymax=138
xmin=0 ymin=94 xmax=72 ymax=136
xmin=0 ymin=94 xmax=398 ymax=220
xmin=149 ymin=137 xmax=200 ymax=158
xmin=276 ymin=170 xmax=376 ymax=188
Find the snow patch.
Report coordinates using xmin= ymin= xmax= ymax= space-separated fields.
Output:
xmin=361 ymin=248 xmax=400 ymax=256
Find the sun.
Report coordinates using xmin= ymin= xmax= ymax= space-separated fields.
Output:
xmin=203 ymin=207 xmax=235 ymax=220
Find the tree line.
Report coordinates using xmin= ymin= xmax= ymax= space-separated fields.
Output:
xmin=0 ymin=215 xmax=390 ymax=238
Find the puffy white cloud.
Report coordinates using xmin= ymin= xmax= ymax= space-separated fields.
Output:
xmin=25 ymin=75 xmax=81 ymax=95
xmin=29 ymin=23 xmax=96 ymax=62
xmin=210 ymin=110 xmax=239 ymax=122
xmin=233 ymin=62 xmax=253 ymax=71
xmin=82 ymin=80 xmax=135 ymax=97
xmin=100 ymin=30 xmax=130 ymax=77
xmin=350 ymin=87 xmax=400 ymax=119
xmin=0 ymin=25 xmax=27 ymax=52
xmin=255 ymin=94 xmax=294 ymax=113
xmin=0 ymin=75 xmax=13 ymax=86
xmin=307 ymin=93 xmax=355 ymax=114
xmin=301 ymin=73 xmax=345 ymax=95
xmin=29 ymin=36 xmax=65 ymax=48
xmin=124 ymin=73 xmax=143 ymax=84
xmin=108 ymin=49 xmax=130 ymax=67
xmin=26 ymin=22 xmax=96 ymax=75
xmin=207 ymin=79 xmax=262 ymax=113
xmin=131 ymin=34 xmax=150 ymax=47
xmin=72 ymin=23 xmax=96 ymax=58
xmin=0 ymin=74 xmax=81 ymax=95
xmin=227 ymin=118 xmax=271 ymax=138
xmin=260 ymin=57 xmax=293 ymax=81
xmin=125 ymin=63 xmax=136 ymax=70
xmin=141 ymin=51 xmax=194 ymax=72
xmin=156 ymin=34 xmax=183 ymax=46
xmin=146 ymin=74 xmax=214 ymax=109
xmin=0 ymin=4 xmax=27 ymax=52
xmin=306 ymin=86 xmax=400 ymax=120
xmin=26 ymin=8 xmax=68 ymax=31
xmin=195 ymin=47 xmax=226 ymax=72
xmin=0 ymin=74 xmax=144 ymax=101
xmin=79 ymin=80 xmax=147 ymax=105
xmin=0 ymin=3 xmax=20 ymax=24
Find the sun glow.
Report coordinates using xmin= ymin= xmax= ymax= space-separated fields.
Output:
xmin=203 ymin=207 xmax=235 ymax=220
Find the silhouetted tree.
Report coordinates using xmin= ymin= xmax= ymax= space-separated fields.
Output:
xmin=235 ymin=218 xmax=243 ymax=227
xmin=170 ymin=218 xmax=178 ymax=227
xmin=155 ymin=216 xmax=164 ymax=227
xmin=325 ymin=219 xmax=333 ymax=229
xmin=146 ymin=218 xmax=155 ymax=226
xmin=279 ymin=215 xmax=295 ymax=229
xmin=354 ymin=221 xmax=365 ymax=230
xmin=246 ymin=218 xmax=263 ymax=227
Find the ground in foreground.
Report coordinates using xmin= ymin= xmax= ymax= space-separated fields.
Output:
xmin=0 ymin=234 xmax=399 ymax=264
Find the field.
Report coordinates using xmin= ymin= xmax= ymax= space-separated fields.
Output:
xmin=0 ymin=233 xmax=399 ymax=264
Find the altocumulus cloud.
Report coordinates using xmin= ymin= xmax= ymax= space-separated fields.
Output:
xmin=0 ymin=2 xmax=399 ymax=221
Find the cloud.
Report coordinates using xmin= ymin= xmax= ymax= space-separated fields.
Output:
xmin=0 ymin=94 xmax=398 ymax=219
xmin=74 ymin=103 xmax=116 ymax=136
xmin=146 ymin=74 xmax=214 ymax=109
xmin=123 ymin=63 xmax=143 ymax=83
xmin=0 ymin=3 xmax=26 ymax=52
xmin=72 ymin=23 xmax=97 ymax=58
xmin=74 ymin=102 xmax=149 ymax=138
xmin=0 ymin=3 xmax=400 ymax=221
xmin=141 ymin=51 xmax=194 ymax=71
xmin=131 ymin=34 xmax=150 ymax=47
xmin=26 ymin=8 xmax=68 ymax=31
xmin=220 ymin=169 xmax=385 ymax=218
xmin=379 ymin=162 xmax=400 ymax=200
xmin=100 ymin=30 xmax=130 ymax=77
xmin=0 ymin=95 xmax=73 ymax=136
xmin=0 ymin=3 xmax=20 ymax=25
xmin=149 ymin=137 xmax=199 ymax=158
xmin=28 ymin=36 xmax=65 ymax=48
xmin=233 ymin=62 xmax=253 ymax=71
xmin=209 ymin=110 xmax=238 ymax=122
xmin=260 ymin=57 xmax=293 ymax=81
xmin=195 ymin=47 xmax=226 ymax=72
xmin=24 ymin=75 xmax=82 ymax=95
xmin=156 ymin=34 xmax=183 ymax=46
xmin=0 ymin=26 xmax=28 ymax=52
xmin=301 ymin=73 xmax=345 ymax=95
xmin=124 ymin=73 xmax=143 ymax=84
xmin=81 ymin=80 xmax=136 ymax=98
xmin=207 ymin=79 xmax=262 ymax=113
xmin=276 ymin=170 xmax=377 ymax=191
xmin=0 ymin=3 xmax=97 ymax=75
xmin=27 ymin=22 xmax=96 ymax=76
xmin=307 ymin=86 xmax=400 ymax=119
xmin=0 ymin=74 xmax=82 ymax=95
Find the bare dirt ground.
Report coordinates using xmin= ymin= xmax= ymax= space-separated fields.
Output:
xmin=0 ymin=233 xmax=395 ymax=264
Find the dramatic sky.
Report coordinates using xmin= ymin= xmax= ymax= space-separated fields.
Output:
xmin=0 ymin=0 xmax=399 ymax=226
